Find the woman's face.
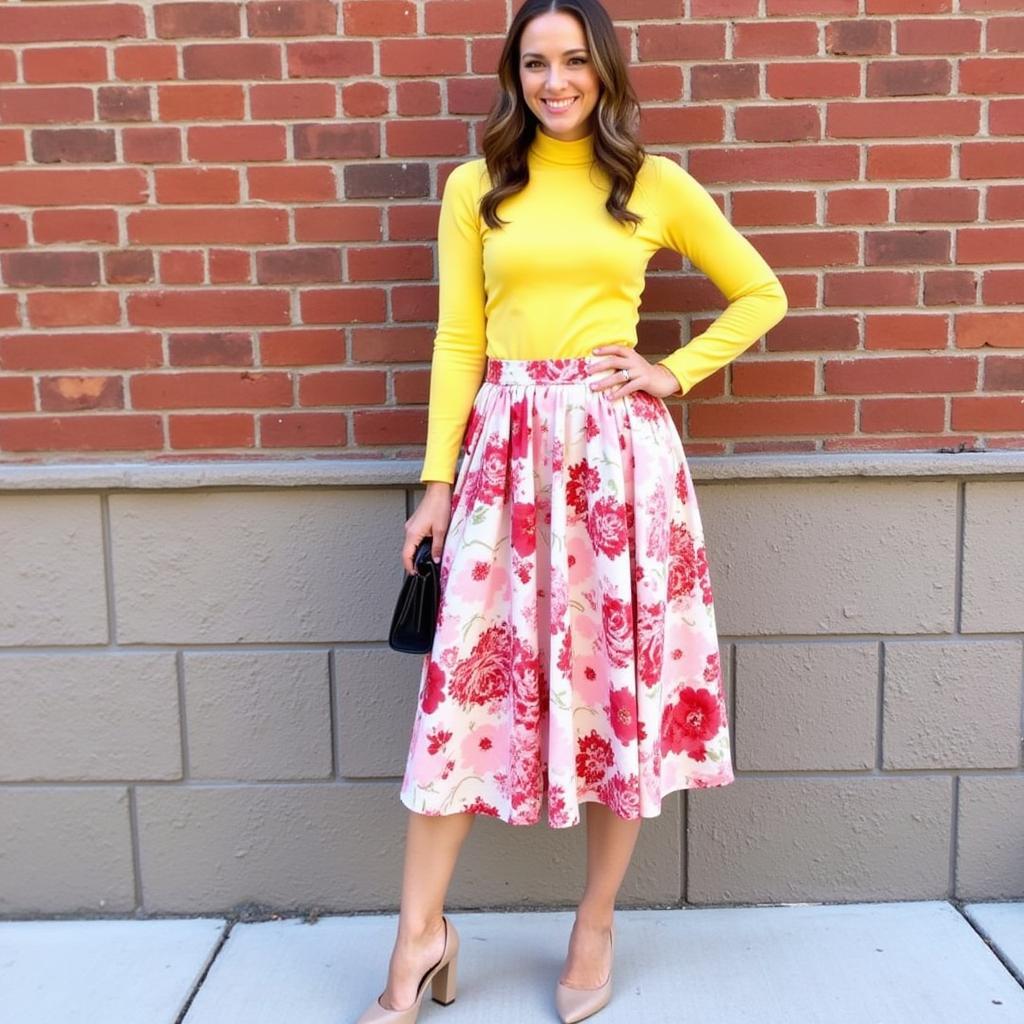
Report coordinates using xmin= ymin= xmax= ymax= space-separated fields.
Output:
xmin=518 ymin=10 xmax=600 ymax=142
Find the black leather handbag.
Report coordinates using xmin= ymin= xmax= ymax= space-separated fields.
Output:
xmin=388 ymin=536 xmax=441 ymax=654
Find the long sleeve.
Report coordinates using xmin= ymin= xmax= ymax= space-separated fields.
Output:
xmin=419 ymin=161 xmax=488 ymax=485
xmin=652 ymin=155 xmax=788 ymax=395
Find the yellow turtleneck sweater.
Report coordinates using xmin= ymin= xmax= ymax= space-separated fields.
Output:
xmin=419 ymin=128 xmax=788 ymax=485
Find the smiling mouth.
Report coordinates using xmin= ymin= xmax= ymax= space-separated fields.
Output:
xmin=542 ymin=97 xmax=578 ymax=111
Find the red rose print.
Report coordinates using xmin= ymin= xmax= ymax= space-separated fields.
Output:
xmin=566 ymin=458 xmax=600 ymax=516
xmin=609 ymin=685 xmax=646 ymax=745
xmin=588 ymin=495 xmax=628 ymax=559
xmin=449 ymin=622 xmax=512 ymax=711
xmin=636 ymin=601 xmax=665 ymax=687
xmin=660 ymin=686 xmax=722 ymax=761
xmin=421 ymin=659 xmax=447 ymax=714
xmin=601 ymin=593 xmax=634 ymax=668
xmin=463 ymin=796 xmax=501 ymax=817
xmin=667 ymin=519 xmax=698 ymax=602
xmin=426 ymin=727 xmax=452 ymax=755
xmin=576 ymin=729 xmax=614 ymax=786
xmin=596 ymin=771 xmax=641 ymax=819
xmin=477 ymin=433 xmax=509 ymax=506
xmin=511 ymin=500 xmax=537 ymax=557
xmin=509 ymin=396 xmax=530 ymax=461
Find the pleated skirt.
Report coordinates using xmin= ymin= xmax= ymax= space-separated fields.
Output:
xmin=399 ymin=355 xmax=735 ymax=828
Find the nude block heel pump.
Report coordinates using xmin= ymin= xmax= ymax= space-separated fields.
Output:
xmin=355 ymin=916 xmax=460 ymax=1023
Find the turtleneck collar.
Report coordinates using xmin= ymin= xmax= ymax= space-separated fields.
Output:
xmin=528 ymin=127 xmax=595 ymax=166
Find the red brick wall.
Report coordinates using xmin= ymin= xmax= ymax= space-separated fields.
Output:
xmin=0 ymin=0 xmax=1021 ymax=462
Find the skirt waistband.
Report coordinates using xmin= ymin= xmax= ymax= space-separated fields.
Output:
xmin=485 ymin=356 xmax=616 ymax=387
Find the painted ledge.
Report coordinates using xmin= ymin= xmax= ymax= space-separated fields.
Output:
xmin=0 ymin=450 xmax=1023 ymax=491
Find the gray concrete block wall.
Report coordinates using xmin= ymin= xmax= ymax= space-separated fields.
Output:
xmin=0 ymin=456 xmax=1021 ymax=916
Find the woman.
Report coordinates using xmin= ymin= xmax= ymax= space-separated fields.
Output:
xmin=359 ymin=1 xmax=787 ymax=1021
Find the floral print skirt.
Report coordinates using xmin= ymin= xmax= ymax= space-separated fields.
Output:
xmin=399 ymin=355 xmax=735 ymax=828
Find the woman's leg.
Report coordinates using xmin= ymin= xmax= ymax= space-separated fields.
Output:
xmin=377 ymin=808 xmax=476 ymax=1011
xmin=560 ymin=802 xmax=642 ymax=986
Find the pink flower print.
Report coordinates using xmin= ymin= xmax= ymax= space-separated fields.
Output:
xmin=636 ymin=601 xmax=665 ymax=688
xmin=609 ymin=685 xmax=646 ymax=745
xmin=426 ymin=726 xmax=452 ymax=755
xmin=509 ymin=395 xmax=530 ymax=461
xmin=511 ymin=500 xmax=537 ymax=557
xmin=601 ymin=593 xmax=634 ymax=669
xmin=596 ymin=771 xmax=641 ymax=819
xmin=461 ymin=723 xmax=504 ymax=774
xmin=587 ymin=495 xmax=628 ymax=560
xmin=420 ymin=660 xmax=447 ymax=715
xmin=660 ymin=686 xmax=722 ymax=762
xmin=576 ymin=729 xmax=614 ymax=787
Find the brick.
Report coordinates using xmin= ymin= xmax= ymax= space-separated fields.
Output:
xmin=826 ymin=188 xmax=890 ymax=224
xmin=641 ymin=106 xmax=724 ymax=144
xmin=866 ymin=59 xmax=951 ymax=96
xmin=167 ymin=332 xmax=253 ymax=367
xmin=447 ymin=76 xmax=499 ymax=114
xmin=247 ymin=0 xmax=338 ymax=36
xmin=294 ymin=122 xmax=377 ymax=160
xmin=867 ymin=143 xmax=951 ymax=180
xmin=866 ymin=230 xmax=950 ymax=265
xmin=39 ymin=375 xmax=123 ymax=411
xmin=990 ymin=100 xmax=1024 ymax=136
xmin=123 ymin=126 xmax=181 ymax=164
xmin=344 ymin=162 xmax=429 ymax=199
xmin=987 ymin=185 xmax=1024 ymax=221
xmin=97 ymin=85 xmax=150 ymax=122
xmin=733 ymin=21 xmax=819 ymax=57
xmin=154 ymin=167 xmax=239 ymax=204
xmin=767 ymin=61 xmax=860 ymax=98
xmin=637 ymin=23 xmax=725 ymax=60
xmin=352 ymin=407 xmax=426 ymax=445
xmin=0 ymin=168 xmax=147 ymax=206
xmin=32 ymin=209 xmax=119 ymax=245
xmin=691 ymin=0 xmax=757 ymax=14
xmin=31 ymin=128 xmax=116 ymax=163
xmin=825 ymin=271 xmax=919 ymax=307
xmin=249 ymin=166 xmax=336 ymax=202
xmin=23 ymin=46 xmax=107 ymax=83
xmin=982 ymin=269 xmax=1024 ymax=305
xmin=734 ymin=105 xmax=820 ymax=142
xmin=731 ymin=190 xmax=817 ymax=226
xmin=731 ymin=360 xmax=816 ymax=396
xmin=867 ymin=0 xmax=951 ymax=11
xmin=209 ymin=249 xmax=251 ymax=285
xmin=262 ymin=411 xmax=347 ymax=447
xmin=27 ymin=291 xmax=120 ymax=328
xmin=396 ymin=81 xmax=441 ymax=117
xmin=865 ymin=314 xmax=949 ymax=349
xmin=0 ymin=377 xmax=34 ymax=412
xmin=952 ymin=396 xmax=1024 ymax=431
xmin=0 ymin=4 xmax=146 ymax=44
xmin=295 ymin=205 xmax=382 ymax=241
xmin=115 ymin=44 xmax=178 ymax=82
xmin=690 ymin=64 xmax=758 ymax=100
xmin=2 ymin=251 xmax=100 ymax=287
xmin=0 ymin=86 xmax=93 ymax=124
xmin=252 ymin=83 xmax=337 ymax=120
xmin=169 ymin=413 xmax=255 ymax=449
xmin=287 ymin=40 xmax=373 ymax=78
xmin=157 ymin=85 xmax=245 ymax=121
xmin=689 ymin=398 xmax=855 ymax=437
xmin=766 ymin=314 xmax=860 ymax=352
xmin=825 ymin=354 xmax=974 ymax=394
xmin=896 ymin=187 xmax=980 ymax=223
xmin=960 ymin=57 xmax=1024 ymax=93
xmin=159 ymin=250 xmax=203 ymax=285
xmin=299 ymin=287 xmax=387 ymax=324
xmin=131 ymin=371 xmax=292 ymax=409
xmin=957 ymin=227 xmax=1024 ymax=264
xmin=766 ymin=0 xmax=856 ymax=11
xmin=104 ymin=249 xmax=154 ymax=284
xmin=424 ymin=0 xmax=506 ymax=34
xmin=984 ymin=356 xmax=1024 ymax=390
xmin=256 ymin=248 xmax=343 ymax=284
xmin=183 ymin=43 xmax=280 ymax=80
xmin=260 ymin=329 xmax=346 ymax=366
xmin=896 ymin=18 xmax=982 ymax=54
xmin=155 ymin=2 xmax=240 ymax=38
xmin=988 ymin=16 xmax=1024 ymax=52
xmin=961 ymin=142 xmax=1023 ymax=179
xmin=380 ymin=38 xmax=465 ymax=76
xmin=924 ymin=270 xmax=977 ymax=306
xmin=0 ymin=414 xmax=162 ymax=452
xmin=341 ymin=0 xmax=416 ymax=36
xmin=128 ymin=208 xmax=288 ymax=245
xmin=689 ymin=144 xmax=859 ymax=182
xmin=751 ymin=231 xmax=859 ymax=268
xmin=188 ymin=124 xmax=288 ymax=162
xmin=298 ymin=370 xmax=387 ymax=406
xmin=828 ymin=100 xmax=980 ymax=138
xmin=861 ymin=396 xmax=946 ymax=432
xmin=385 ymin=119 xmax=468 ymax=157
xmin=955 ymin=313 xmax=1024 ymax=349
xmin=127 ymin=290 xmax=291 ymax=327
xmin=342 ymin=81 xmax=389 ymax=118
xmin=827 ymin=20 xmax=892 ymax=55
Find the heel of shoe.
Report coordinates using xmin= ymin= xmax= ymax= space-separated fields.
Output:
xmin=430 ymin=954 xmax=457 ymax=1006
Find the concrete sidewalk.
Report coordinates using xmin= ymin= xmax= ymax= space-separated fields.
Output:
xmin=2 ymin=901 xmax=1023 ymax=1024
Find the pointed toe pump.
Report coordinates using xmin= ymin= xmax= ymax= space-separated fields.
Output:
xmin=554 ymin=925 xmax=614 ymax=1024
xmin=355 ymin=916 xmax=460 ymax=1023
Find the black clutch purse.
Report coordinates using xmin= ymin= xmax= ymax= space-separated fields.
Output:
xmin=388 ymin=536 xmax=441 ymax=654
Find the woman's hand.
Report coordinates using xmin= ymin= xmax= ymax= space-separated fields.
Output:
xmin=585 ymin=344 xmax=683 ymax=400
xmin=402 ymin=481 xmax=452 ymax=575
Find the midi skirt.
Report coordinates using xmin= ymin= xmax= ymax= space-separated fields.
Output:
xmin=399 ymin=355 xmax=735 ymax=828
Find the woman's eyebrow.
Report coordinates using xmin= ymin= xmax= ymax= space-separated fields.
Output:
xmin=521 ymin=48 xmax=589 ymax=58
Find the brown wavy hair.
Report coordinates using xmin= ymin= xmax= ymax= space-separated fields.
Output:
xmin=479 ymin=0 xmax=646 ymax=232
